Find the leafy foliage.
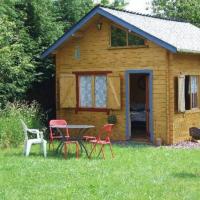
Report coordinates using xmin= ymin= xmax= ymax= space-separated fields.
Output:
xmin=152 ymin=0 xmax=200 ymax=27
xmin=0 ymin=15 xmax=34 ymax=104
xmin=111 ymin=0 xmax=128 ymax=9
xmin=100 ymin=0 xmax=128 ymax=9
xmin=0 ymin=0 xmax=63 ymax=105
xmin=55 ymin=0 xmax=94 ymax=30
xmin=0 ymin=101 xmax=46 ymax=148
xmin=107 ymin=114 xmax=117 ymax=124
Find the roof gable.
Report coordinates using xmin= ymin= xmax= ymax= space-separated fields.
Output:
xmin=41 ymin=6 xmax=200 ymax=58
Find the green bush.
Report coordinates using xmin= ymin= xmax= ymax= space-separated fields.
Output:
xmin=107 ymin=114 xmax=117 ymax=124
xmin=0 ymin=101 xmax=46 ymax=148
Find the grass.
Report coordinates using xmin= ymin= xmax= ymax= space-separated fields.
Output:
xmin=0 ymin=143 xmax=200 ymax=200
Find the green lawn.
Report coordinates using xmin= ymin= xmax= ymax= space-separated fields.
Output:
xmin=0 ymin=143 xmax=200 ymax=200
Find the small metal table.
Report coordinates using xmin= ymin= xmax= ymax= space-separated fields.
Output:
xmin=50 ymin=125 xmax=95 ymax=158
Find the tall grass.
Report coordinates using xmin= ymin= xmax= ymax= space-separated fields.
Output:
xmin=0 ymin=101 xmax=46 ymax=148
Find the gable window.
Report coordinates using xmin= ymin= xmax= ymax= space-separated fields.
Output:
xmin=79 ymin=75 xmax=107 ymax=108
xmin=178 ymin=75 xmax=199 ymax=112
xmin=110 ymin=25 xmax=145 ymax=47
xmin=111 ymin=26 xmax=127 ymax=47
xmin=128 ymin=33 xmax=145 ymax=46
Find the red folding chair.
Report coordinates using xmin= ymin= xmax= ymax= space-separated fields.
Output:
xmin=83 ymin=134 xmax=96 ymax=141
xmin=49 ymin=119 xmax=69 ymax=150
xmin=49 ymin=119 xmax=79 ymax=159
xmin=89 ymin=124 xmax=114 ymax=159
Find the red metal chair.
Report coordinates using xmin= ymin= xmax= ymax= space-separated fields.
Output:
xmin=49 ymin=119 xmax=69 ymax=150
xmin=89 ymin=124 xmax=114 ymax=159
xmin=83 ymin=135 xmax=96 ymax=141
xmin=49 ymin=120 xmax=79 ymax=159
xmin=83 ymin=129 xmax=99 ymax=141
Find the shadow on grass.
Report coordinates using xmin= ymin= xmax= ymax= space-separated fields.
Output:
xmin=2 ymin=141 xmax=154 ymax=161
xmin=2 ymin=149 xmax=79 ymax=160
xmin=173 ymin=172 xmax=200 ymax=179
xmin=2 ymin=147 xmax=99 ymax=160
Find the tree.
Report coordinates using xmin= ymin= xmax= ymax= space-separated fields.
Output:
xmin=111 ymin=0 xmax=128 ymax=9
xmin=151 ymin=0 xmax=200 ymax=27
xmin=100 ymin=0 xmax=128 ymax=9
xmin=0 ymin=0 xmax=64 ymax=107
xmin=0 ymin=15 xmax=35 ymax=104
xmin=100 ymin=0 xmax=110 ymax=5
xmin=54 ymin=0 xmax=94 ymax=30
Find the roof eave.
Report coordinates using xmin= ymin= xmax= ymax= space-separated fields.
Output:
xmin=177 ymin=48 xmax=200 ymax=54
xmin=41 ymin=5 xmax=101 ymax=59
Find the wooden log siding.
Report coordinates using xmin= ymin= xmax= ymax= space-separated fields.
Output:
xmin=56 ymin=18 xmax=169 ymax=142
xmin=55 ymin=17 xmax=200 ymax=143
xmin=169 ymin=53 xmax=200 ymax=143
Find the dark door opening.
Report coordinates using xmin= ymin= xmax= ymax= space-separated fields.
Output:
xmin=129 ymin=74 xmax=149 ymax=139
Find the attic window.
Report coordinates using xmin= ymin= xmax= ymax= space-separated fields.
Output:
xmin=111 ymin=26 xmax=126 ymax=47
xmin=110 ymin=25 xmax=145 ymax=47
xmin=128 ymin=33 xmax=145 ymax=46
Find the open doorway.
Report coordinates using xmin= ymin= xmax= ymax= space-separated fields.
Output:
xmin=129 ymin=74 xmax=149 ymax=139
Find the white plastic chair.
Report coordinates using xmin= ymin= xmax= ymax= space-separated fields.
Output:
xmin=20 ymin=119 xmax=47 ymax=157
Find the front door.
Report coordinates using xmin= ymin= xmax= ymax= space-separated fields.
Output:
xmin=126 ymin=70 xmax=153 ymax=142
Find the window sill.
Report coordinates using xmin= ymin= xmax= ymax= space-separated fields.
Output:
xmin=107 ymin=45 xmax=148 ymax=50
xmin=75 ymin=107 xmax=110 ymax=114
xmin=176 ymin=109 xmax=200 ymax=114
xmin=184 ymin=109 xmax=200 ymax=114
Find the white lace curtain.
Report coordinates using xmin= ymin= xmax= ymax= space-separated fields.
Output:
xmin=79 ymin=75 xmax=107 ymax=108
xmin=95 ymin=76 xmax=107 ymax=108
xmin=79 ymin=76 xmax=92 ymax=107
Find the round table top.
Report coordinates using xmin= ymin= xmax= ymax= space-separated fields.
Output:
xmin=50 ymin=125 xmax=95 ymax=129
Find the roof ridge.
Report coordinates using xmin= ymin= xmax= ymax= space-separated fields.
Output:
xmin=98 ymin=5 xmax=189 ymax=23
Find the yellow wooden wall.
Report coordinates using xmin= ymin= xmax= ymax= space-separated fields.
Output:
xmin=55 ymin=17 xmax=170 ymax=143
xmin=168 ymin=53 xmax=200 ymax=143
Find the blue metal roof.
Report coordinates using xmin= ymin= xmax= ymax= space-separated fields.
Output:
xmin=41 ymin=5 xmax=200 ymax=58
